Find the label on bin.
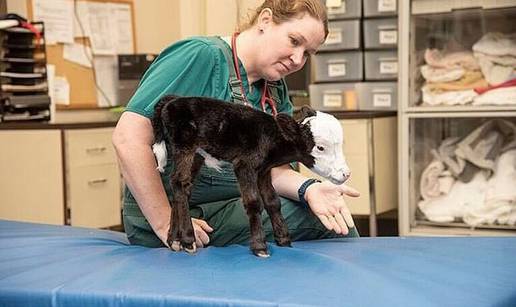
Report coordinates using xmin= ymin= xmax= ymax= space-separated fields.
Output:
xmin=323 ymin=93 xmax=342 ymax=107
xmin=379 ymin=30 xmax=397 ymax=44
xmin=380 ymin=61 xmax=398 ymax=74
xmin=373 ymin=94 xmax=392 ymax=107
xmin=327 ymin=1 xmax=346 ymax=14
xmin=378 ymin=0 xmax=396 ymax=12
xmin=326 ymin=29 xmax=342 ymax=45
xmin=326 ymin=0 xmax=342 ymax=8
xmin=328 ymin=63 xmax=346 ymax=77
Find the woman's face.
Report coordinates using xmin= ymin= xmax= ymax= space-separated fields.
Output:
xmin=256 ymin=12 xmax=326 ymax=81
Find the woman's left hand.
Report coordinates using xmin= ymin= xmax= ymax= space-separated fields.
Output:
xmin=304 ymin=181 xmax=360 ymax=234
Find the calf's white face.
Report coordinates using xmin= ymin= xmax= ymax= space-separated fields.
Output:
xmin=304 ymin=112 xmax=351 ymax=184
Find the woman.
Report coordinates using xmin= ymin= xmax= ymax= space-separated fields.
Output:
xmin=112 ymin=0 xmax=360 ymax=250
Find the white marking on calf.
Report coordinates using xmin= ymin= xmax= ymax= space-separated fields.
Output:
xmin=196 ymin=148 xmax=224 ymax=172
xmin=304 ymin=111 xmax=351 ymax=184
xmin=152 ymin=141 xmax=167 ymax=173
xmin=152 ymin=142 xmax=225 ymax=173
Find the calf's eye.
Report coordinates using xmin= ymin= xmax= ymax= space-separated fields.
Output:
xmin=317 ymin=146 xmax=325 ymax=152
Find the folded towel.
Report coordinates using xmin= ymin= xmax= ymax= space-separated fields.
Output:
xmin=424 ymin=71 xmax=488 ymax=91
xmin=476 ymin=53 xmax=516 ymax=85
xmin=473 ymin=86 xmax=516 ymax=105
xmin=420 ymin=65 xmax=465 ymax=83
xmin=472 ymin=32 xmax=516 ymax=57
xmin=421 ymin=85 xmax=477 ymax=106
xmin=424 ymin=49 xmax=480 ymax=70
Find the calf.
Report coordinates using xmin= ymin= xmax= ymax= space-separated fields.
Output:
xmin=152 ymin=95 xmax=350 ymax=257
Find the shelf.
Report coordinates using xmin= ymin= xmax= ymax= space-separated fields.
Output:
xmin=412 ymin=0 xmax=516 ymax=15
xmin=404 ymin=105 xmax=516 ymax=115
xmin=409 ymin=223 xmax=516 ymax=237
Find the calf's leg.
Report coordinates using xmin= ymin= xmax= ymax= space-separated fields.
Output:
xmin=234 ymin=164 xmax=268 ymax=257
xmin=258 ymin=171 xmax=291 ymax=247
xmin=168 ymin=148 xmax=200 ymax=253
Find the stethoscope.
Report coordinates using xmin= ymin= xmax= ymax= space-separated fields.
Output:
xmin=231 ymin=32 xmax=278 ymax=116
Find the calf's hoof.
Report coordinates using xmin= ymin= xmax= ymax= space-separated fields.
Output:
xmin=251 ymin=245 xmax=270 ymax=258
xmin=184 ymin=242 xmax=197 ymax=254
xmin=171 ymin=240 xmax=182 ymax=252
xmin=276 ymin=238 xmax=292 ymax=247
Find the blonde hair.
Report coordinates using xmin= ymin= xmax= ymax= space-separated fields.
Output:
xmin=239 ymin=0 xmax=328 ymax=38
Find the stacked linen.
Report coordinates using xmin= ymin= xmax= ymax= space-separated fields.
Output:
xmin=472 ymin=32 xmax=516 ymax=106
xmin=420 ymin=49 xmax=487 ymax=106
xmin=418 ymin=120 xmax=516 ymax=227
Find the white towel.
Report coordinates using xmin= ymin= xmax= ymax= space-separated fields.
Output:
xmin=421 ymin=85 xmax=478 ymax=106
xmin=473 ymin=86 xmax=516 ymax=106
xmin=420 ymin=65 xmax=465 ymax=83
xmin=472 ymin=32 xmax=516 ymax=57
xmin=462 ymin=150 xmax=516 ymax=226
xmin=418 ymin=172 xmax=487 ymax=223
xmin=420 ymin=160 xmax=455 ymax=200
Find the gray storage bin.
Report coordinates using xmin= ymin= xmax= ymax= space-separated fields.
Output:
xmin=363 ymin=18 xmax=398 ymax=49
xmin=363 ymin=0 xmax=397 ymax=17
xmin=320 ymin=20 xmax=361 ymax=51
xmin=309 ymin=83 xmax=357 ymax=111
xmin=323 ymin=0 xmax=362 ymax=20
xmin=312 ymin=51 xmax=363 ymax=82
xmin=355 ymin=82 xmax=397 ymax=111
xmin=364 ymin=50 xmax=398 ymax=80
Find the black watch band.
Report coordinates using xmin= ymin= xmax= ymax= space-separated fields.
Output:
xmin=297 ymin=178 xmax=321 ymax=207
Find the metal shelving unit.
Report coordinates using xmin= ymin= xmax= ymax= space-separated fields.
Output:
xmin=398 ymin=0 xmax=516 ymax=236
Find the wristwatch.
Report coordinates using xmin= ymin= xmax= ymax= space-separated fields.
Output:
xmin=297 ymin=178 xmax=322 ymax=207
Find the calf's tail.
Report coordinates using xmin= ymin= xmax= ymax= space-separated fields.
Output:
xmin=151 ymin=96 xmax=176 ymax=173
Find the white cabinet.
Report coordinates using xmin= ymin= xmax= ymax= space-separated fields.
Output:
xmin=0 ymin=130 xmax=64 ymax=225
xmin=301 ymin=114 xmax=398 ymax=235
xmin=0 ymin=124 xmax=121 ymax=228
xmin=65 ymin=128 xmax=121 ymax=228
xmin=398 ymin=0 xmax=516 ymax=236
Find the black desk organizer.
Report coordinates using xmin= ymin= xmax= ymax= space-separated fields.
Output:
xmin=0 ymin=21 xmax=51 ymax=122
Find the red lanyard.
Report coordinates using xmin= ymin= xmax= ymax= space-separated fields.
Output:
xmin=231 ymin=33 xmax=278 ymax=116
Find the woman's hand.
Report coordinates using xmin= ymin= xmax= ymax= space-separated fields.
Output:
xmin=156 ymin=218 xmax=213 ymax=248
xmin=304 ymin=181 xmax=360 ymax=234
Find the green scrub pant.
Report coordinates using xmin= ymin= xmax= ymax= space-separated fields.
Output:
xmin=123 ymin=165 xmax=359 ymax=248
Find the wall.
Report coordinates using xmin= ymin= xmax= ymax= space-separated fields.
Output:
xmin=6 ymin=0 xmax=263 ymax=54
xmin=133 ymin=0 xmax=181 ymax=54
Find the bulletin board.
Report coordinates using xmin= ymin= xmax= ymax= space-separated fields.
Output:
xmin=26 ymin=0 xmax=136 ymax=109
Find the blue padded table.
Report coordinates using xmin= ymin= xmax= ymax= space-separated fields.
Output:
xmin=1 ymin=219 xmax=515 ymax=307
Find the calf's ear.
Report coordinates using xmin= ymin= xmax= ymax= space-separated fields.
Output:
xmin=293 ymin=105 xmax=317 ymax=123
xmin=276 ymin=113 xmax=299 ymax=143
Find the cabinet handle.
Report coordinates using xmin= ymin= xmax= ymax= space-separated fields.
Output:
xmin=88 ymin=178 xmax=107 ymax=185
xmin=85 ymin=146 xmax=107 ymax=154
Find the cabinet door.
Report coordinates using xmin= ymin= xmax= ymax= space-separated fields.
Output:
xmin=0 ymin=130 xmax=64 ymax=224
xmin=340 ymin=120 xmax=371 ymax=215
xmin=68 ymin=164 xmax=121 ymax=228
